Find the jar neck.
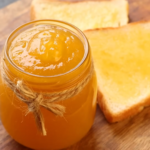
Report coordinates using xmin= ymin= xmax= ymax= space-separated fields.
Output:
xmin=2 ymin=20 xmax=91 ymax=92
xmin=3 ymin=48 xmax=91 ymax=92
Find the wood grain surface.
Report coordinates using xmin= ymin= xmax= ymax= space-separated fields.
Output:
xmin=1 ymin=0 xmax=150 ymax=150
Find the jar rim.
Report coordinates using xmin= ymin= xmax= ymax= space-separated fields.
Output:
xmin=4 ymin=19 xmax=89 ymax=78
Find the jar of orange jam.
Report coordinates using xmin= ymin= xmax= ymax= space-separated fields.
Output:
xmin=0 ymin=20 xmax=97 ymax=149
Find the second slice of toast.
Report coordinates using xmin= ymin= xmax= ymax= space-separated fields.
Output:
xmin=31 ymin=0 xmax=128 ymax=30
xmin=84 ymin=22 xmax=150 ymax=122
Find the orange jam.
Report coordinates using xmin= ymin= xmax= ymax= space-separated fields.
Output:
xmin=9 ymin=25 xmax=84 ymax=76
xmin=0 ymin=20 xmax=97 ymax=150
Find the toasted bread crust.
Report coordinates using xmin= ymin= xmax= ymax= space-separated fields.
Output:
xmin=97 ymin=89 xmax=150 ymax=123
xmin=32 ymin=0 xmax=117 ymax=4
xmin=84 ymin=20 xmax=150 ymax=32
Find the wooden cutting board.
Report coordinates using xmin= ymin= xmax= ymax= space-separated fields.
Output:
xmin=1 ymin=0 xmax=150 ymax=150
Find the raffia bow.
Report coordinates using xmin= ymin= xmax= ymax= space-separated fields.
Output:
xmin=1 ymin=59 xmax=94 ymax=136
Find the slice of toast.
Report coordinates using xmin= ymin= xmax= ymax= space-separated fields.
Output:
xmin=31 ymin=0 xmax=128 ymax=31
xmin=84 ymin=22 xmax=150 ymax=123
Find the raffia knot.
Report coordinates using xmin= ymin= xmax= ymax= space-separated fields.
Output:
xmin=27 ymin=94 xmax=43 ymax=113
xmin=14 ymin=80 xmax=66 ymax=136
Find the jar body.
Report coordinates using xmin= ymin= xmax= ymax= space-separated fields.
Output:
xmin=0 ymin=20 xmax=97 ymax=150
xmin=0 ymin=68 xmax=97 ymax=149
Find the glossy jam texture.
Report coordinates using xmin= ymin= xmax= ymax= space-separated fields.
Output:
xmin=9 ymin=25 xmax=84 ymax=76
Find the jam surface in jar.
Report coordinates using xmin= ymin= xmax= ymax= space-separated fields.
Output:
xmin=9 ymin=25 xmax=84 ymax=76
xmin=0 ymin=21 xmax=97 ymax=150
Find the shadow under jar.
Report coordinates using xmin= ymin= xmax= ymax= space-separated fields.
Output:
xmin=0 ymin=20 xmax=97 ymax=150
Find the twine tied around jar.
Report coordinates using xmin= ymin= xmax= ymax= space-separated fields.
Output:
xmin=1 ymin=58 xmax=94 ymax=136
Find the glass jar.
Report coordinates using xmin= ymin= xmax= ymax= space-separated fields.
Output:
xmin=0 ymin=20 xmax=97 ymax=150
